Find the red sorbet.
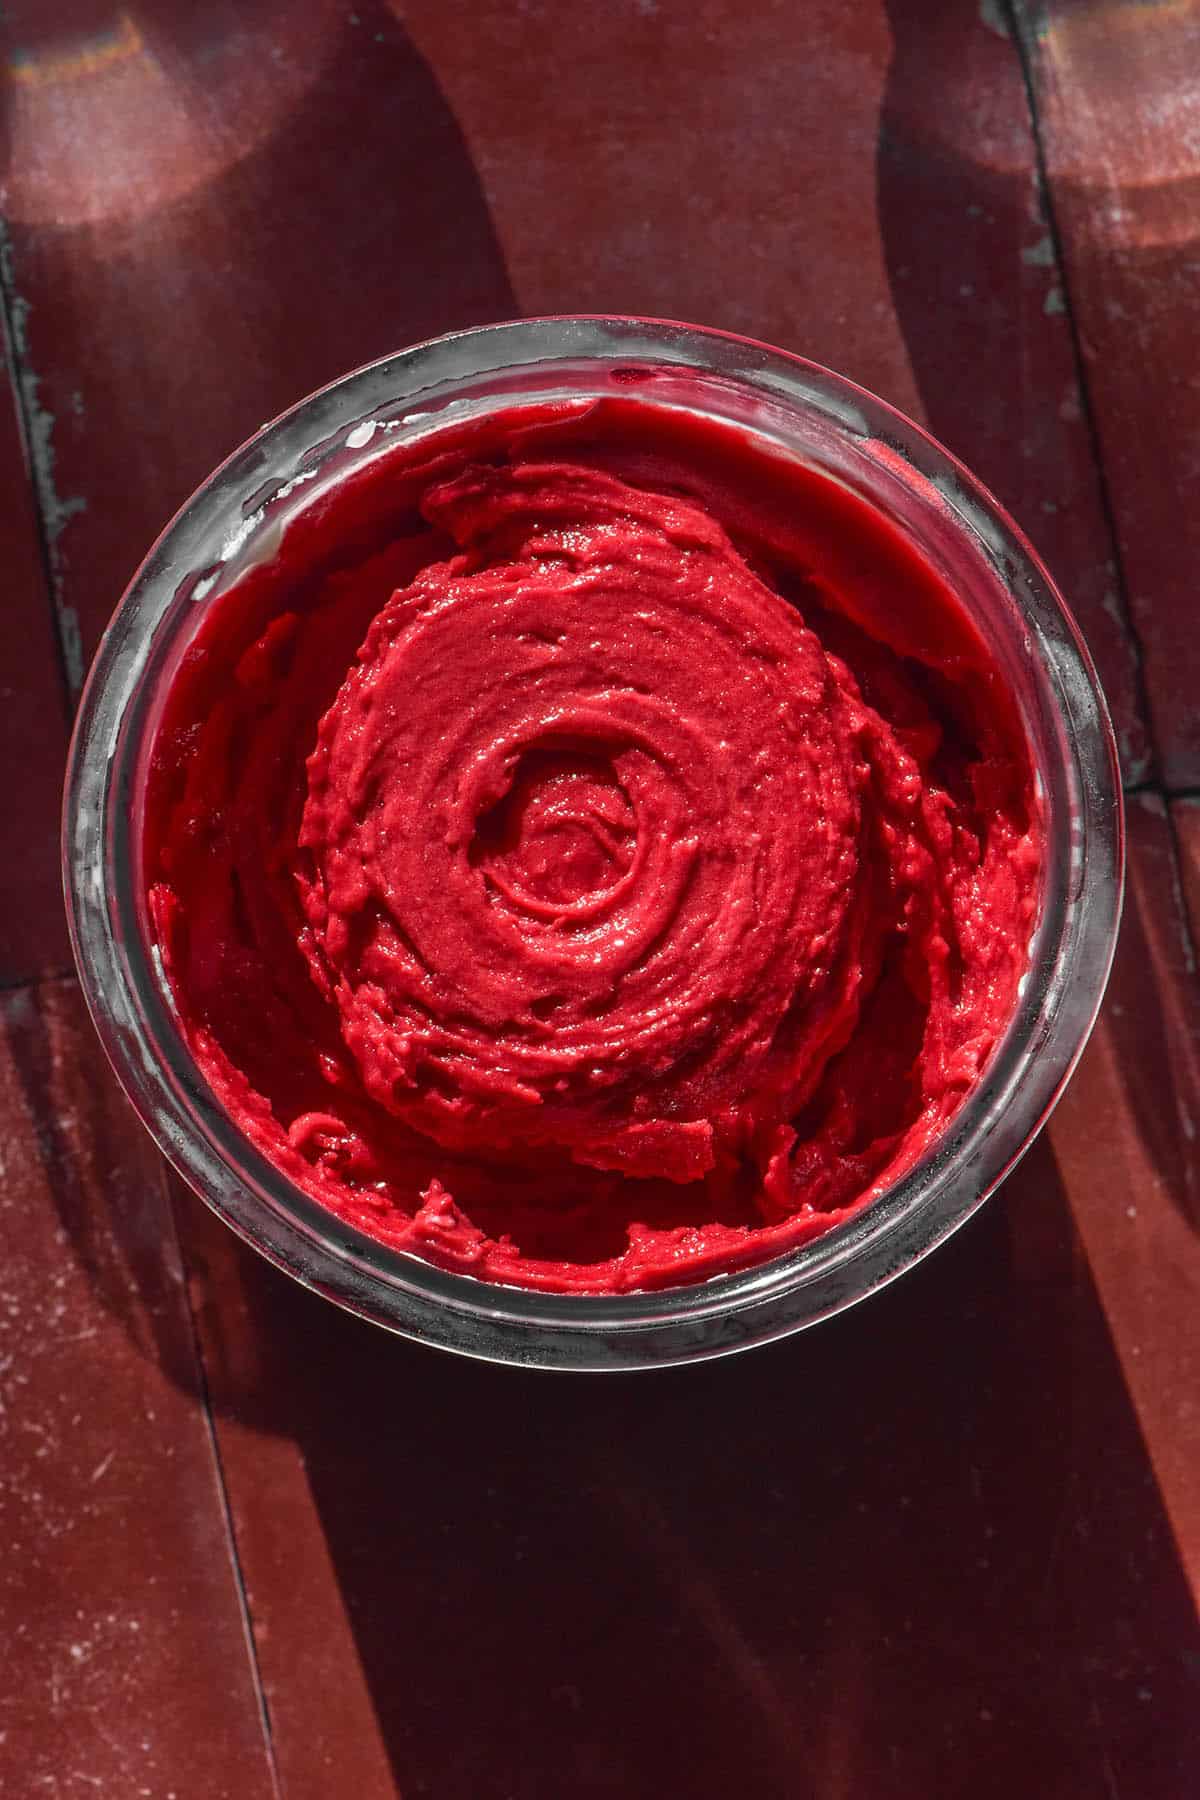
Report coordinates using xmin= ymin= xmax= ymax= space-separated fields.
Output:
xmin=144 ymin=397 xmax=1042 ymax=1292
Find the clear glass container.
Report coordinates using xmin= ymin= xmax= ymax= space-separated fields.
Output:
xmin=62 ymin=317 xmax=1123 ymax=1370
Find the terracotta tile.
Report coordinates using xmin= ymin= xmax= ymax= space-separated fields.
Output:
xmin=0 ymin=338 xmax=71 ymax=980
xmin=401 ymin=0 xmax=1149 ymax=779
xmin=173 ymin=1136 xmax=1198 ymax=1800
xmin=0 ymin=978 xmax=275 ymax=1797
xmin=1048 ymin=793 xmax=1200 ymax=1594
xmin=0 ymin=0 xmax=516 ymax=681
xmin=1015 ymin=0 xmax=1200 ymax=788
xmin=173 ymin=1178 xmax=395 ymax=1800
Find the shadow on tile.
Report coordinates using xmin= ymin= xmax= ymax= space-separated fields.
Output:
xmin=181 ymin=1133 xmax=1198 ymax=1799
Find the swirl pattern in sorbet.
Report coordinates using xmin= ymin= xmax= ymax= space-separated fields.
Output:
xmin=147 ymin=399 xmax=1041 ymax=1292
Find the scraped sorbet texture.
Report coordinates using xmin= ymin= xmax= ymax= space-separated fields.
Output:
xmin=146 ymin=396 xmax=1041 ymax=1293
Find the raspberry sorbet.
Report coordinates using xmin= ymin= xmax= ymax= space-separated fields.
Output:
xmin=145 ymin=396 xmax=1042 ymax=1293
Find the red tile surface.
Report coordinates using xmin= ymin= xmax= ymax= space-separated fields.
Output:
xmin=174 ymin=1177 xmax=398 ymax=1800
xmin=0 ymin=0 xmax=515 ymax=682
xmin=1048 ymin=795 xmax=1200 ymax=1594
xmin=0 ymin=330 xmax=71 ymax=980
xmin=0 ymin=979 xmax=275 ymax=1796
xmin=1015 ymin=0 xmax=1200 ymax=789
xmin=176 ymin=1148 xmax=1198 ymax=1800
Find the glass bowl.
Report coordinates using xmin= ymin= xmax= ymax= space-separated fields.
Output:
xmin=62 ymin=316 xmax=1123 ymax=1370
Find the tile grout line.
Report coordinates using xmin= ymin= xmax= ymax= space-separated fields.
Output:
xmin=0 ymin=217 xmax=85 ymax=711
xmin=136 ymin=1139 xmax=285 ymax=1796
xmin=160 ymin=1162 xmax=286 ymax=1800
xmin=1002 ymin=0 xmax=1161 ymax=790
xmin=1126 ymin=780 xmax=1200 ymax=802
xmin=0 ymin=964 xmax=77 ymax=995
xmin=1161 ymin=798 xmax=1200 ymax=981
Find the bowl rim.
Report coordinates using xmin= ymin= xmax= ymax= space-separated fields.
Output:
xmin=62 ymin=313 xmax=1125 ymax=1370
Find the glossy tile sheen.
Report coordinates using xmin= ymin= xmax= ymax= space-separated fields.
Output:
xmin=1049 ymin=798 xmax=1200 ymax=1592
xmin=1015 ymin=0 xmax=1200 ymax=789
xmin=0 ymin=0 xmax=515 ymax=681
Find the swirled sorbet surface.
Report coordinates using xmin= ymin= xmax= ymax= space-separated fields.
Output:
xmin=146 ymin=398 xmax=1041 ymax=1292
